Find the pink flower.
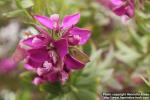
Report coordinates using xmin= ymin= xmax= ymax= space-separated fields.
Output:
xmin=13 ymin=13 xmax=91 ymax=85
xmin=21 ymin=33 xmax=69 ymax=84
xmin=97 ymin=0 xmax=135 ymax=20
xmin=0 ymin=58 xmax=16 ymax=74
xmin=34 ymin=13 xmax=91 ymax=45
xmin=0 ymin=46 xmax=27 ymax=74
xmin=131 ymin=74 xmax=144 ymax=85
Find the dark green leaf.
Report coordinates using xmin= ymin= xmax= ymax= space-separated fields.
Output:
xmin=39 ymin=82 xmax=62 ymax=94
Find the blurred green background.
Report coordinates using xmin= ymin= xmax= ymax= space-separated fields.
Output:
xmin=0 ymin=0 xmax=150 ymax=100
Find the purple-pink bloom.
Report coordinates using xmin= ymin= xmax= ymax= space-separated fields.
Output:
xmin=14 ymin=13 xmax=91 ymax=85
xmin=21 ymin=33 xmax=69 ymax=84
xmin=0 ymin=46 xmax=27 ymax=74
xmin=0 ymin=58 xmax=17 ymax=74
xmin=34 ymin=13 xmax=91 ymax=46
xmin=97 ymin=0 xmax=135 ymax=20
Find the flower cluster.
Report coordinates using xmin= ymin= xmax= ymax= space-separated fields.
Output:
xmin=97 ymin=0 xmax=134 ymax=20
xmin=17 ymin=13 xmax=91 ymax=85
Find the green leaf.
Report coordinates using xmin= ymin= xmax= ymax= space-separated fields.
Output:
xmin=16 ymin=90 xmax=31 ymax=100
xmin=144 ymin=2 xmax=150 ymax=12
xmin=39 ymin=82 xmax=62 ymax=94
xmin=76 ymin=76 xmax=97 ymax=86
xmin=107 ymin=78 xmax=123 ymax=90
xmin=0 ymin=1 xmax=5 ymax=5
xmin=46 ymin=94 xmax=58 ymax=100
xmin=65 ymin=92 xmax=76 ymax=100
xmin=76 ymin=89 xmax=99 ymax=100
xmin=99 ymin=47 xmax=114 ymax=69
xmin=16 ymin=0 xmax=34 ymax=9
xmin=15 ymin=0 xmax=34 ymax=19
xmin=83 ymin=48 xmax=102 ymax=74
xmin=140 ymin=75 xmax=150 ymax=87
xmin=70 ymin=71 xmax=82 ymax=84
xmin=76 ymin=76 xmax=99 ymax=92
xmin=20 ymin=71 xmax=36 ymax=82
xmin=95 ymin=69 xmax=114 ymax=81
xmin=21 ymin=0 xmax=34 ymax=8
xmin=115 ymin=40 xmax=141 ymax=65
xmin=2 ymin=10 xmax=23 ymax=18
xmin=129 ymin=30 xmax=148 ymax=53
xmin=90 ymin=49 xmax=102 ymax=61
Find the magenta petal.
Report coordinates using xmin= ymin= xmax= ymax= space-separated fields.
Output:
xmin=28 ymin=47 xmax=49 ymax=62
xmin=113 ymin=6 xmax=126 ymax=16
xmin=12 ymin=45 xmax=27 ymax=63
xmin=34 ymin=15 xmax=53 ymax=29
xmin=112 ymin=0 xmax=134 ymax=18
xmin=32 ymin=77 xmax=45 ymax=85
xmin=21 ymin=35 xmax=49 ymax=48
xmin=60 ymin=71 xmax=68 ymax=84
xmin=65 ymin=54 xmax=85 ymax=70
xmin=50 ymin=14 xmax=60 ymax=29
xmin=37 ymin=67 xmax=48 ymax=76
xmin=26 ymin=57 xmax=43 ymax=69
xmin=0 ymin=58 xmax=16 ymax=73
xmin=98 ymin=0 xmax=134 ymax=19
xmin=111 ymin=0 xmax=123 ymax=6
xmin=47 ymin=72 xmax=58 ymax=83
xmin=121 ymin=15 xmax=130 ymax=22
xmin=126 ymin=5 xmax=134 ymax=17
xmin=23 ymin=37 xmax=43 ymax=47
xmin=21 ymin=37 xmax=34 ymax=47
xmin=36 ymin=26 xmax=53 ymax=42
xmin=36 ymin=26 xmax=53 ymax=41
xmin=50 ymin=14 xmax=59 ymax=22
xmin=24 ymin=63 xmax=36 ymax=71
xmin=54 ymin=39 xmax=68 ymax=59
xmin=70 ymin=27 xmax=91 ymax=45
xmin=62 ymin=13 xmax=80 ymax=29
xmin=26 ymin=47 xmax=50 ymax=68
